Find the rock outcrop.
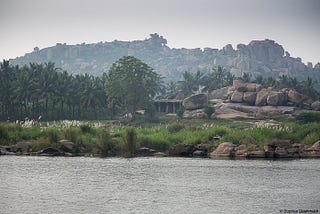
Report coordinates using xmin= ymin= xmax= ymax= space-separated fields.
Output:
xmin=182 ymin=94 xmax=208 ymax=110
xmin=227 ymin=80 xmax=305 ymax=107
xmin=11 ymin=35 xmax=319 ymax=85
xmin=210 ymin=142 xmax=235 ymax=158
xmin=311 ymin=101 xmax=320 ymax=111
xmin=209 ymin=140 xmax=320 ymax=159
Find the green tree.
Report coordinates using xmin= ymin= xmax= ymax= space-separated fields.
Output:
xmin=206 ymin=66 xmax=232 ymax=91
xmin=105 ymin=56 xmax=161 ymax=118
xmin=178 ymin=70 xmax=206 ymax=96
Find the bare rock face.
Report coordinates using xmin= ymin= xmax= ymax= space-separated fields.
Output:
xmin=211 ymin=87 xmax=228 ymax=100
xmin=266 ymin=91 xmax=288 ymax=106
xmin=210 ymin=142 xmax=235 ymax=158
xmin=311 ymin=101 xmax=320 ymax=111
xmin=287 ymin=89 xmax=307 ymax=105
xmin=230 ymin=91 xmax=244 ymax=103
xmin=233 ymin=80 xmax=247 ymax=92
xmin=243 ymin=92 xmax=257 ymax=105
xmin=246 ymin=83 xmax=262 ymax=92
xmin=255 ymin=89 xmax=269 ymax=106
xmin=183 ymin=93 xmax=208 ymax=110
xmin=308 ymin=141 xmax=320 ymax=151
xmin=183 ymin=109 xmax=206 ymax=118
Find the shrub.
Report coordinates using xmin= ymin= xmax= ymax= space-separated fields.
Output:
xmin=80 ymin=124 xmax=92 ymax=133
xmin=176 ymin=108 xmax=185 ymax=118
xmin=167 ymin=123 xmax=185 ymax=133
xmin=29 ymin=137 xmax=55 ymax=152
xmin=45 ymin=129 xmax=60 ymax=144
xmin=96 ymin=130 xmax=115 ymax=157
xmin=301 ymin=132 xmax=320 ymax=146
xmin=139 ymin=135 xmax=169 ymax=151
xmin=295 ymin=112 xmax=320 ymax=123
xmin=64 ymin=127 xmax=80 ymax=143
xmin=204 ymin=105 xmax=215 ymax=119
xmin=0 ymin=124 xmax=9 ymax=144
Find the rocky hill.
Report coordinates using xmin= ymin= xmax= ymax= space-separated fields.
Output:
xmin=10 ymin=34 xmax=320 ymax=82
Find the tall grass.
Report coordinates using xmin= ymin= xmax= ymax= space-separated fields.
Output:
xmin=124 ymin=127 xmax=137 ymax=157
xmin=1 ymin=118 xmax=319 ymax=155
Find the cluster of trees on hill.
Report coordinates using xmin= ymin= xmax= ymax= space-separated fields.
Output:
xmin=0 ymin=60 xmax=107 ymax=121
xmin=1 ymin=56 xmax=319 ymax=122
xmin=0 ymin=57 xmax=162 ymax=121
xmin=160 ymin=67 xmax=319 ymax=100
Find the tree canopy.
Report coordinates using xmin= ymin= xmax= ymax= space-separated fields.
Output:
xmin=105 ymin=56 xmax=161 ymax=117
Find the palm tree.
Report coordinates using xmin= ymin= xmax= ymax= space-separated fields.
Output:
xmin=178 ymin=70 xmax=206 ymax=96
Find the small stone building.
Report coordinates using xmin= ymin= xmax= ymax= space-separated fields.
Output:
xmin=154 ymin=99 xmax=183 ymax=114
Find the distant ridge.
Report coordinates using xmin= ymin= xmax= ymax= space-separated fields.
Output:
xmin=10 ymin=33 xmax=320 ymax=82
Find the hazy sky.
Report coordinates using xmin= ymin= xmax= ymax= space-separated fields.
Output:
xmin=1 ymin=0 xmax=319 ymax=64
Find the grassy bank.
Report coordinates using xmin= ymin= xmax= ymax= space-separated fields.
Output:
xmin=0 ymin=116 xmax=320 ymax=157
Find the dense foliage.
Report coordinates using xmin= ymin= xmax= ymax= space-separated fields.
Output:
xmin=105 ymin=56 xmax=161 ymax=118
xmin=0 ymin=118 xmax=319 ymax=156
xmin=0 ymin=60 xmax=107 ymax=121
xmin=0 ymin=57 xmax=163 ymax=121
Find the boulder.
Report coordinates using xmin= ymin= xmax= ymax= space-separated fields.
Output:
xmin=183 ymin=109 xmax=207 ymax=118
xmin=311 ymin=101 xmax=320 ymax=111
xmin=287 ymin=89 xmax=307 ymax=105
xmin=210 ymin=142 xmax=235 ymax=158
xmin=59 ymin=140 xmax=77 ymax=153
xmin=246 ymin=151 xmax=265 ymax=158
xmin=246 ymin=83 xmax=262 ymax=92
xmin=193 ymin=150 xmax=206 ymax=157
xmin=183 ymin=94 xmax=208 ymax=110
xmin=286 ymin=147 xmax=301 ymax=158
xmin=0 ymin=146 xmax=16 ymax=155
xmin=38 ymin=147 xmax=61 ymax=156
xmin=13 ymin=141 xmax=31 ymax=153
xmin=211 ymin=87 xmax=228 ymax=99
xmin=268 ymin=139 xmax=293 ymax=149
xmin=308 ymin=141 xmax=320 ymax=151
xmin=136 ymin=147 xmax=157 ymax=156
xmin=235 ymin=144 xmax=247 ymax=157
xmin=169 ymin=144 xmax=195 ymax=157
xmin=243 ymin=92 xmax=257 ymax=105
xmin=264 ymin=145 xmax=275 ymax=158
xmin=255 ymin=89 xmax=269 ymax=106
xmin=227 ymin=86 xmax=236 ymax=98
xmin=267 ymin=91 xmax=287 ymax=106
xmin=195 ymin=143 xmax=209 ymax=153
xmin=214 ymin=103 xmax=252 ymax=119
xmin=153 ymin=152 xmax=167 ymax=157
xmin=274 ymin=147 xmax=289 ymax=158
xmin=233 ymin=80 xmax=247 ymax=92
xmin=230 ymin=91 xmax=244 ymax=103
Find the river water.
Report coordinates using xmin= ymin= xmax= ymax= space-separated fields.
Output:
xmin=0 ymin=156 xmax=319 ymax=214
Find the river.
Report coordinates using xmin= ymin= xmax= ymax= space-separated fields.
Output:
xmin=0 ymin=156 xmax=319 ymax=214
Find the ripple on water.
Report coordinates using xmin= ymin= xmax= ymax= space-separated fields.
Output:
xmin=0 ymin=156 xmax=319 ymax=214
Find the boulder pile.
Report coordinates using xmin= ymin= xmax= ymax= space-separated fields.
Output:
xmin=227 ymin=80 xmax=307 ymax=107
xmin=209 ymin=140 xmax=320 ymax=159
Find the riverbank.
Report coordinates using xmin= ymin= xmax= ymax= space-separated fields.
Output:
xmin=1 ymin=117 xmax=320 ymax=159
